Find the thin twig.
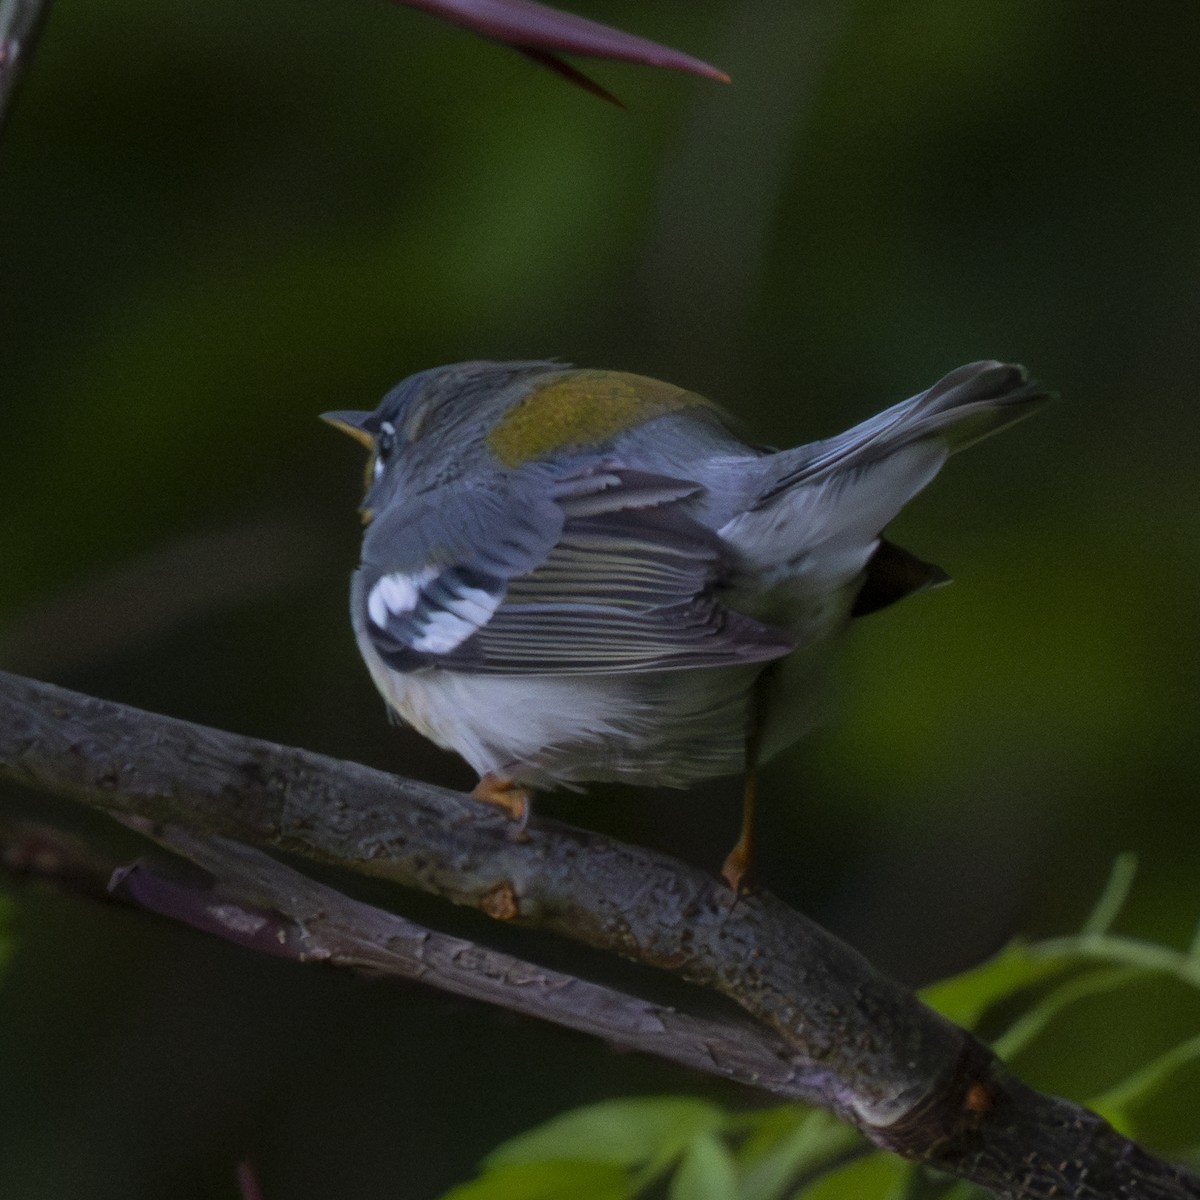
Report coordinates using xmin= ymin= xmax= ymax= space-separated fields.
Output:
xmin=0 ymin=814 xmax=826 ymax=1100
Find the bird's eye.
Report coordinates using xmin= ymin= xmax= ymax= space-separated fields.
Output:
xmin=372 ymin=421 xmax=397 ymax=483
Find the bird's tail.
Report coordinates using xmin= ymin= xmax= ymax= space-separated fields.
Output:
xmin=722 ymin=362 xmax=1049 ymax=592
xmin=758 ymin=361 xmax=1050 ymax=503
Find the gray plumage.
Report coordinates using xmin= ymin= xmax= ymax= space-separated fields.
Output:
xmin=324 ymin=360 xmax=1047 ymax=789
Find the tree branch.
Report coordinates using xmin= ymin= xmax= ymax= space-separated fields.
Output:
xmin=0 ymin=813 xmax=819 ymax=1101
xmin=0 ymin=669 xmax=1196 ymax=1199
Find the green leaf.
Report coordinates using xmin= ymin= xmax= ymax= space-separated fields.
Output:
xmin=919 ymin=941 xmax=1072 ymax=1029
xmin=730 ymin=1106 xmax=812 ymax=1158
xmin=487 ymin=1097 xmax=726 ymax=1170
xmin=1091 ymin=1034 xmax=1200 ymax=1135
xmin=1080 ymin=854 xmax=1139 ymax=937
xmin=920 ymin=855 xmax=1195 ymax=1035
xmin=1028 ymin=931 xmax=1200 ymax=990
xmin=992 ymin=965 xmax=1144 ymax=1059
xmin=668 ymin=1132 xmax=738 ymax=1200
xmin=934 ymin=1183 xmax=991 ymax=1200
xmin=438 ymin=1161 xmax=627 ymax=1200
xmin=733 ymin=1108 xmax=859 ymax=1200
xmin=792 ymin=1152 xmax=912 ymax=1200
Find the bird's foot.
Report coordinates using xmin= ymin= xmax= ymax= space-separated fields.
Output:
xmin=471 ymin=774 xmax=532 ymax=838
xmin=720 ymin=762 xmax=758 ymax=899
xmin=720 ymin=839 xmax=755 ymax=899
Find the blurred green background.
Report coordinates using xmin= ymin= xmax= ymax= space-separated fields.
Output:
xmin=2 ymin=0 xmax=1198 ymax=1196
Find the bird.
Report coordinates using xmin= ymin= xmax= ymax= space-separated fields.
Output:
xmin=323 ymin=359 xmax=1047 ymax=890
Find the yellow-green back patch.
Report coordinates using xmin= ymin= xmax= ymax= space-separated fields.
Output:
xmin=487 ymin=370 xmax=716 ymax=467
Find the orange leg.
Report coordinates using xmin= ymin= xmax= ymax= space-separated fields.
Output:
xmin=720 ymin=765 xmax=757 ymax=894
xmin=721 ymin=672 xmax=771 ymax=894
xmin=471 ymin=773 xmax=532 ymax=834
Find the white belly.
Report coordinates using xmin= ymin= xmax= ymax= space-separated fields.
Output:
xmin=357 ymin=620 xmax=831 ymax=789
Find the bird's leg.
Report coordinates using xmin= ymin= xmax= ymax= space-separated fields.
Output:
xmin=721 ymin=676 xmax=769 ymax=894
xmin=471 ymin=773 xmax=532 ymax=835
xmin=721 ymin=766 xmax=757 ymax=894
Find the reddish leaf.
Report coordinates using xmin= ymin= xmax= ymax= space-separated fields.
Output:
xmin=237 ymin=1162 xmax=265 ymax=1200
xmin=517 ymin=45 xmax=625 ymax=108
xmin=394 ymin=0 xmax=729 ymax=83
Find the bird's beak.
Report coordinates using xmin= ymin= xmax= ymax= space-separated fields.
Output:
xmin=320 ymin=410 xmax=375 ymax=450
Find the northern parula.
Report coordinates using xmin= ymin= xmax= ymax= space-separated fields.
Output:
xmin=324 ymin=360 xmax=1046 ymax=888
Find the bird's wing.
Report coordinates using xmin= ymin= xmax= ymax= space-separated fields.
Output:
xmin=359 ymin=467 xmax=794 ymax=676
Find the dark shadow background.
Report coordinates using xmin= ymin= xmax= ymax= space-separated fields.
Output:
xmin=2 ymin=0 xmax=1198 ymax=1196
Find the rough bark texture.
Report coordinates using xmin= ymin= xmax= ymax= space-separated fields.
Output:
xmin=1 ymin=813 xmax=823 ymax=1101
xmin=1 ymin=670 xmax=1197 ymax=1199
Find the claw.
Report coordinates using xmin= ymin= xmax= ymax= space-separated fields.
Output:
xmin=719 ymin=755 xmax=758 ymax=896
xmin=471 ymin=773 xmax=532 ymax=836
xmin=720 ymin=836 xmax=753 ymax=897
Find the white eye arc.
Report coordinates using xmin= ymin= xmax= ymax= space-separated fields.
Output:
xmin=373 ymin=421 xmax=397 ymax=483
